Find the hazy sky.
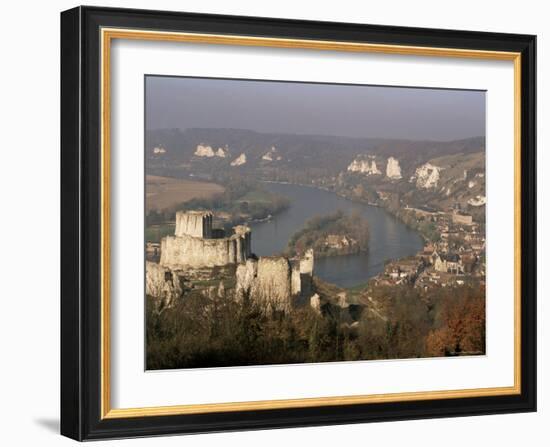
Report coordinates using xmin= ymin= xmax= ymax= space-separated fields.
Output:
xmin=145 ymin=76 xmax=485 ymax=141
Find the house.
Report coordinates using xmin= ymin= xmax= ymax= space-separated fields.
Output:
xmin=325 ymin=234 xmax=357 ymax=250
xmin=433 ymin=252 xmax=464 ymax=274
xmin=417 ymin=243 xmax=435 ymax=264
xmin=384 ymin=257 xmax=424 ymax=283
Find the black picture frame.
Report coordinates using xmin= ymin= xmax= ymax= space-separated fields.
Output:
xmin=61 ymin=5 xmax=536 ymax=441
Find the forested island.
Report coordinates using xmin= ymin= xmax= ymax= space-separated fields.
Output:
xmin=286 ymin=211 xmax=369 ymax=258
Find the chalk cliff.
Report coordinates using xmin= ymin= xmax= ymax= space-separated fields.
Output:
xmin=412 ymin=163 xmax=441 ymax=189
xmin=230 ymin=153 xmax=247 ymax=166
xmin=194 ymin=144 xmax=228 ymax=158
xmin=347 ymin=157 xmax=381 ymax=175
xmin=216 ymin=147 xmax=228 ymax=157
xmin=194 ymin=144 xmax=215 ymax=157
xmin=262 ymin=146 xmax=281 ymax=162
xmin=386 ymin=157 xmax=402 ymax=179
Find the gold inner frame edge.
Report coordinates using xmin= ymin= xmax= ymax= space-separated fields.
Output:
xmin=100 ymin=27 xmax=522 ymax=419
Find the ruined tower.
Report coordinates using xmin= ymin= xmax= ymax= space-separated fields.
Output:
xmin=175 ymin=210 xmax=213 ymax=238
xmin=160 ymin=210 xmax=251 ymax=269
xmin=299 ymin=249 xmax=314 ymax=296
xmin=233 ymin=225 xmax=252 ymax=263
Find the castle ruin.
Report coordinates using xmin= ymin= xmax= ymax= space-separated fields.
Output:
xmin=160 ymin=211 xmax=252 ymax=269
xmin=235 ymin=249 xmax=314 ymax=312
xmin=147 ymin=210 xmax=314 ymax=313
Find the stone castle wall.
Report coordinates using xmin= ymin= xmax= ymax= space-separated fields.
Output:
xmin=160 ymin=231 xmax=250 ymax=269
xmin=159 ymin=210 xmax=251 ymax=269
xmin=149 ymin=210 xmax=312 ymax=311
xmin=233 ymin=225 xmax=252 ymax=263
xmin=175 ymin=210 xmax=212 ymax=238
xmin=251 ymin=257 xmax=293 ymax=312
xmin=236 ymin=250 xmax=314 ymax=312
xmin=290 ymin=260 xmax=301 ymax=296
xmin=300 ymin=249 xmax=314 ymax=275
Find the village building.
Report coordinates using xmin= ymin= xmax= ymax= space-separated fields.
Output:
xmin=384 ymin=257 xmax=424 ymax=284
xmin=433 ymin=252 xmax=464 ymax=275
xmin=324 ymin=234 xmax=358 ymax=250
xmin=417 ymin=243 xmax=436 ymax=264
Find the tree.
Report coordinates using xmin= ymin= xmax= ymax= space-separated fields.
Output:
xmin=425 ymin=293 xmax=485 ymax=356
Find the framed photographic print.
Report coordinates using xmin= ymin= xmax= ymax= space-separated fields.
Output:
xmin=60 ymin=6 xmax=536 ymax=441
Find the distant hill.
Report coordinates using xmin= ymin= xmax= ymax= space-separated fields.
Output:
xmin=145 ymin=127 xmax=484 ymax=183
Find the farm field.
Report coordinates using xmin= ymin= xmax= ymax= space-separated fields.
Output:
xmin=146 ymin=175 xmax=224 ymax=212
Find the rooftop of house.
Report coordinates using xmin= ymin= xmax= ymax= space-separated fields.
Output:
xmin=440 ymin=253 xmax=460 ymax=262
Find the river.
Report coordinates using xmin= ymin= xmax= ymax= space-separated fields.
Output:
xmin=248 ymin=182 xmax=423 ymax=288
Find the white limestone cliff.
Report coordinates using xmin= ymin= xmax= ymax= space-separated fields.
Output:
xmin=262 ymin=146 xmax=279 ymax=162
xmin=347 ymin=157 xmax=381 ymax=175
xmin=386 ymin=157 xmax=402 ymax=179
xmin=195 ymin=144 xmax=228 ymax=158
xmin=194 ymin=144 xmax=215 ymax=157
xmin=413 ymin=163 xmax=441 ymax=189
xmin=230 ymin=153 xmax=247 ymax=166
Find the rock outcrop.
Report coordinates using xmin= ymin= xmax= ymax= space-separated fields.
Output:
xmin=194 ymin=144 xmax=216 ymax=157
xmin=386 ymin=157 xmax=402 ymax=179
xmin=412 ymin=163 xmax=441 ymax=189
xmin=262 ymin=146 xmax=281 ymax=162
xmin=145 ymin=261 xmax=183 ymax=308
xmin=347 ymin=157 xmax=381 ymax=175
xmin=216 ymin=147 xmax=227 ymax=157
xmin=194 ymin=144 xmax=227 ymax=158
xmin=230 ymin=153 xmax=247 ymax=166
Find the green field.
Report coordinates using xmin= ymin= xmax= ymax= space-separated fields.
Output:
xmin=145 ymin=223 xmax=175 ymax=243
xmin=236 ymin=189 xmax=273 ymax=203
